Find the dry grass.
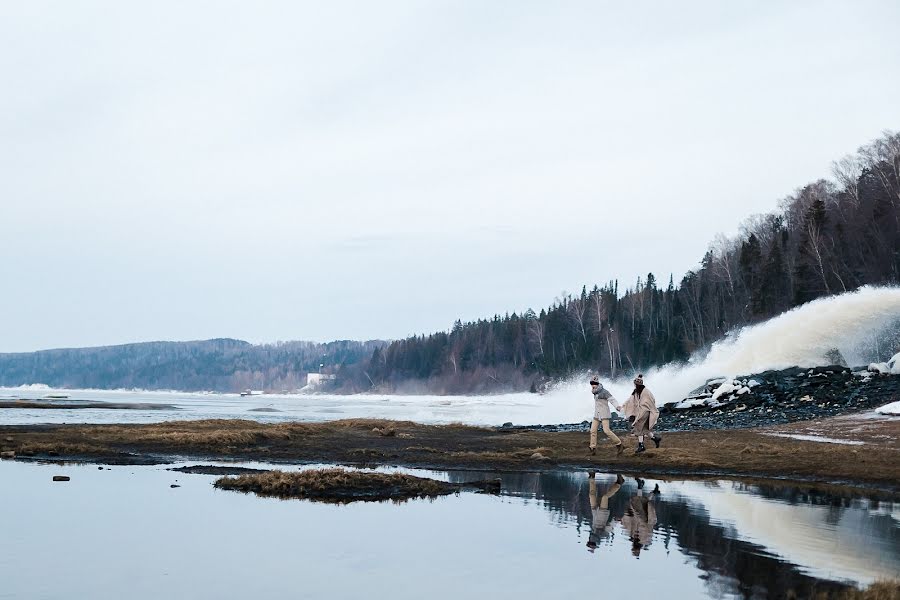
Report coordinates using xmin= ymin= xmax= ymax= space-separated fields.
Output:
xmin=3 ymin=416 xmax=898 ymax=494
xmin=810 ymin=581 xmax=900 ymax=599
xmin=214 ymin=468 xmax=455 ymax=503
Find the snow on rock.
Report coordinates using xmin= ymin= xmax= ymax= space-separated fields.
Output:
xmin=890 ymin=353 xmax=900 ymax=374
xmin=875 ymin=401 xmax=900 ymax=416
xmin=674 ymin=397 xmax=709 ymax=409
xmin=869 ymin=351 xmax=900 ymax=375
xmin=711 ymin=381 xmax=737 ymax=402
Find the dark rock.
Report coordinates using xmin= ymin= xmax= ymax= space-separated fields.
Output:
xmin=170 ymin=484 xmax=181 ymax=488
xmin=52 ymin=476 xmax=70 ymax=482
xmin=0 ymin=451 xmax=15 ymax=459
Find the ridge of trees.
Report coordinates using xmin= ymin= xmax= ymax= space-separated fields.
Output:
xmin=0 ymin=338 xmax=384 ymax=392
xmin=362 ymin=131 xmax=900 ymax=394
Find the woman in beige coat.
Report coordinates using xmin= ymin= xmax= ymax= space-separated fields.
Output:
xmin=621 ymin=481 xmax=659 ymax=556
xmin=622 ymin=374 xmax=661 ymax=454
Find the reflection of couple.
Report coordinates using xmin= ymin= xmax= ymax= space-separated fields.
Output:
xmin=586 ymin=473 xmax=659 ymax=556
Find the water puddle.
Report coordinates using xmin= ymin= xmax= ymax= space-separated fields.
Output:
xmin=0 ymin=460 xmax=896 ymax=599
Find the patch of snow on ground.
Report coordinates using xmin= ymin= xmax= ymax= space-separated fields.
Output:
xmin=766 ymin=433 xmax=865 ymax=445
xmin=875 ymin=401 xmax=900 ymax=416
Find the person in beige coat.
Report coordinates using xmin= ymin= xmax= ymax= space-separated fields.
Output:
xmin=589 ymin=377 xmax=624 ymax=456
xmin=622 ymin=374 xmax=661 ymax=454
xmin=621 ymin=478 xmax=659 ymax=557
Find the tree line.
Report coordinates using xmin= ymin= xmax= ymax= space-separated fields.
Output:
xmin=360 ymin=131 xmax=900 ymax=393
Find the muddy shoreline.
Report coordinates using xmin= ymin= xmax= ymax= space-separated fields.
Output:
xmin=2 ymin=414 xmax=898 ymax=497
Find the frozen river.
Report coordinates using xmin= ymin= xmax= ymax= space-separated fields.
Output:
xmin=0 ymin=386 xmax=590 ymax=427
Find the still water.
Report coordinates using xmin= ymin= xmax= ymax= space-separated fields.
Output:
xmin=1 ymin=460 xmax=896 ymax=599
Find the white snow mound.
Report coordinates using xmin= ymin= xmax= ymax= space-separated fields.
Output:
xmin=875 ymin=401 xmax=900 ymax=416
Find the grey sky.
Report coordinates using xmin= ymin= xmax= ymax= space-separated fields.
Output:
xmin=2 ymin=1 xmax=899 ymax=352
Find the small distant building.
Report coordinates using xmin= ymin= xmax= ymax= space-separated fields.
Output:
xmin=306 ymin=372 xmax=336 ymax=388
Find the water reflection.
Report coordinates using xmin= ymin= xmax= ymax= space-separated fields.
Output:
xmin=586 ymin=472 xmax=622 ymax=551
xmin=445 ymin=470 xmax=899 ymax=598
xmin=621 ymin=477 xmax=658 ymax=557
xmin=0 ymin=460 xmax=896 ymax=600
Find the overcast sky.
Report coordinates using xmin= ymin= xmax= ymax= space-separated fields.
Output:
xmin=2 ymin=1 xmax=899 ymax=352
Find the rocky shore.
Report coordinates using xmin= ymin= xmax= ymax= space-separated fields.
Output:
xmin=505 ymin=365 xmax=899 ymax=433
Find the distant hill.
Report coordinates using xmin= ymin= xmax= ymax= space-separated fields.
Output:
xmin=0 ymin=338 xmax=384 ymax=393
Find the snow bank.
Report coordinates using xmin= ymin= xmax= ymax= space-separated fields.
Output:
xmin=868 ymin=351 xmax=900 ymax=375
xmin=875 ymin=401 xmax=900 ymax=416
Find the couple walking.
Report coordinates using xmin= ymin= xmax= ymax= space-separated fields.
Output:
xmin=589 ymin=374 xmax=661 ymax=455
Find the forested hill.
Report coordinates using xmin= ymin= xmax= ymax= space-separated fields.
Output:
xmin=0 ymin=338 xmax=384 ymax=392
xmin=364 ymin=131 xmax=900 ymax=394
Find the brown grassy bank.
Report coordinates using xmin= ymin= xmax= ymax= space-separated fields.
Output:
xmin=1 ymin=416 xmax=898 ymax=494
xmin=819 ymin=581 xmax=900 ymax=600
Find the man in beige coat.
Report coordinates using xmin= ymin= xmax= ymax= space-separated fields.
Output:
xmin=622 ymin=374 xmax=661 ymax=454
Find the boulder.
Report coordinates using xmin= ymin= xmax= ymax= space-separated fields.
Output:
xmin=0 ymin=451 xmax=15 ymax=459
xmin=52 ymin=476 xmax=70 ymax=482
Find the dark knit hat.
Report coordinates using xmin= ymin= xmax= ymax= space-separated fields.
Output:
xmin=590 ymin=377 xmax=599 ymax=386
xmin=633 ymin=374 xmax=644 ymax=386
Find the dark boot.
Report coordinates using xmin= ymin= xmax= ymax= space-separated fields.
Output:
xmin=636 ymin=477 xmax=645 ymax=489
xmin=589 ymin=446 xmax=596 ymax=456
xmin=635 ymin=442 xmax=646 ymax=454
xmin=616 ymin=474 xmax=625 ymax=485
xmin=615 ymin=443 xmax=624 ymax=456
xmin=652 ymin=435 xmax=662 ymax=448
xmin=652 ymin=484 xmax=660 ymax=494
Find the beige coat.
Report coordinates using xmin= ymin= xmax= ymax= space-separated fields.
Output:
xmin=623 ymin=388 xmax=659 ymax=437
xmin=621 ymin=494 xmax=657 ymax=547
